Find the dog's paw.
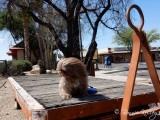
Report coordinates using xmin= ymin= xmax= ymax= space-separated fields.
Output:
xmin=62 ymin=93 xmax=72 ymax=99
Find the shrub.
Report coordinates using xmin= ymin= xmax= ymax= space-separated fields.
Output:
xmin=0 ymin=60 xmax=7 ymax=75
xmin=7 ymin=60 xmax=32 ymax=76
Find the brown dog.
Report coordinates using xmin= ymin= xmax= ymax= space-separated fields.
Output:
xmin=57 ymin=57 xmax=88 ymax=99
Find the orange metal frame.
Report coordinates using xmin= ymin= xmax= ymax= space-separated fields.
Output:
xmin=121 ymin=4 xmax=160 ymax=120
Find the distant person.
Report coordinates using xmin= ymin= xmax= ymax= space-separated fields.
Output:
xmin=104 ymin=56 xmax=108 ymax=68
xmin=104 ymin=56 xmax=112 ymax=68
xmin=107 ymin=56 xmax=112 ymax=68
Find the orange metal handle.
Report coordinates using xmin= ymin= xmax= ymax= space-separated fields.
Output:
xmin=126 ymin=4 xmax=144 ymax=32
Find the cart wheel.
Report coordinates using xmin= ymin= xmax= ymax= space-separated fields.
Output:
xmin=14 ymin=99 xmax=21 ymax=110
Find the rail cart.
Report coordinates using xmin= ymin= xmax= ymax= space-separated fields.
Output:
xmin=8 ymin=4 xmax=160 ymax=120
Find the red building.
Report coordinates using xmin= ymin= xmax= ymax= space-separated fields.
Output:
xmin=7 ymin=41 xmax=37 ymax=63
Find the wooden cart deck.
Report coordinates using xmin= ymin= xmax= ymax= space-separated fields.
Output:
xmin=8 ymin=74 xmax=158 ymax=120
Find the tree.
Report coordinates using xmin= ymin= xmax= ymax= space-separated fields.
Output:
xmin=113 ymin=28 xmax=160 ymax=52
xmin=113 ymin=28 xmax=133 ymax=52
xmin=0 ymin=1 xmax=67 ymax=69
xmin=22 ymin=12 xmax=30 ymax=60
xmin=0 ymin=9 xmax=24 ymax=43
xmin=4 ymin=1 xmax=30 ymax=60
xmin=146 ymin=29 xmax=160 ymax=43
xmin=6 ymin=0 xmax=132 ymax=70
xmin=0 ymin=8 xmax=40 ymax=61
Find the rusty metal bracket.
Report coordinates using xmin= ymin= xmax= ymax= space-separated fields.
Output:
xmin=121 ymin=4 xmax=160 ymax=120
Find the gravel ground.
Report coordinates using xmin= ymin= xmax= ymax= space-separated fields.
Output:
xmin=0 ymin=77 xmax=26 ymax=120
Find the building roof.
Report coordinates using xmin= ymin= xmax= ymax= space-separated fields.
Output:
xmin=98 ymin=49 xmax=110 ymax=55
xmin=14 ymin=41 xmax=24 ymax=48
xmin=6 ymin=50 xmax=12 ymax=55
xmin=83 ymin=49 xmax=98 ymax=59
xmin=6 ymin=42 xmax=24 ymax=56
xmin=9 ymin=47 xmax=24 ymax=50
xmin=98 ymin=47 xmax=160 ymax=55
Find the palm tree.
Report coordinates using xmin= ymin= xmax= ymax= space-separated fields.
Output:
xmin=113 ymin=28 xmax=160 ymax=52
xmin=146 ymin=29 xmax=160 ymax=43
xmin=113 ymin=28 xmax=133 ymax=52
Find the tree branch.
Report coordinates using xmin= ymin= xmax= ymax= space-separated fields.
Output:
xmin=82 ymin=4 xmax=94 ymax=29
xmin=7 ymin=0 xmax=19 ymax=44
xmin=84 ymin=0 xmax=111 ymax=70
xmin=70 ymin=0 xmax=78 ymax=16
xmin=92 ymin=5 xmax=118 ymax=32
xmin=65 ymin=0 xmax=69 ymax=12
xmin=44 ymin=0 xmax=68 ymax=20
xmin=100 ymin=19 xmax=118 ymax=31
xmin=0 ymin=81 xmax=7 ymax=89
xmin=94 ymin=0 xmax=111 ymax=30
xmin=14 ymin=2 xmax=66 ymax=53
xmin=75 ymin=0 xmax=83 ymax=19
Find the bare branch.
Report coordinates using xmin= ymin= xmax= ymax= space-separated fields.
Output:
xmin=0 ymin=81 xmax=7 ymax=89
xmin=14 ymin=2 xmax=66 ymax=53
xmin=70 ymin=0 xmax=78 ymax=16
xmin=82 ymin=4 xmax=94 ymax=29
xmin=100 ymin=20 xmax=118 ymax=31
xmin=44 ymin=0 xmax=67 ymax=20
xmin=94 ymin=0 xmax=111 ymax=27
xmin=75 ymin=0 xmax=83 ymax=19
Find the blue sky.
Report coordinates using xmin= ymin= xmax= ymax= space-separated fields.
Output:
xmin=90 ymin=0 xmax=160 ymax=50
xmin=0 ymin=30 xmax=13 ymax=60
xmin=1 ymin=0 xmax=160 ymax=60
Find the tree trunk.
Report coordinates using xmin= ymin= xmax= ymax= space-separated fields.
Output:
xmin=37 ymin=27 xmax=45 ymax=62
xmin=84 ymin=41 xmax=97 ymax=71
xmin=65 ymin=17 xmax=80 ymax=59
xmin=36 ymin=0 xmax=45 ymax=63
xmin=22 ymin=13 xmax=30 ymax=60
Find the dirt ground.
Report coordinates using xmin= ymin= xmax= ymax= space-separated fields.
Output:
xmin=0 ymin=77 xmax=26 ymax=120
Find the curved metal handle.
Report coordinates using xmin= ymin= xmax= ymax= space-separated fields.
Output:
xmin=127 ymin=4 xmax=144 ymax=32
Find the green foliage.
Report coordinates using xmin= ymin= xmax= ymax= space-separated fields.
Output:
xmin=113 ymin=28 xmax=133 ymax=52
xmin=0 ymin=9 xmax=24 ymax=39
xmin=0 ymin=8 xmax=37 ymax=41
xmin=0 ymin=61 xmax=7 ymax=75
xmin=7 ymin=60 xmax=32 ymax=76
xmin=0 ymin=9 xmax=7 ymax=30
xmin=146 ymin=29 xmax=160 ymax=43
xmin=113 ymin=28 xmax=160 ymax=52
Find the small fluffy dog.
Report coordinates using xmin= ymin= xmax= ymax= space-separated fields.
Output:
xmin=57 ymin=57 xmax=88 ymax=99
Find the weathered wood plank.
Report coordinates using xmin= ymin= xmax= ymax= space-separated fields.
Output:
xmin=8 ymin=77 xmax=48 ymax=120
xmin=9 ymin=74 xmax=159 ymax=120
xmin=12 ymin=74 xmax=155 ymax=109
xmin=47 ymin=92 xmax=158 ymax=120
